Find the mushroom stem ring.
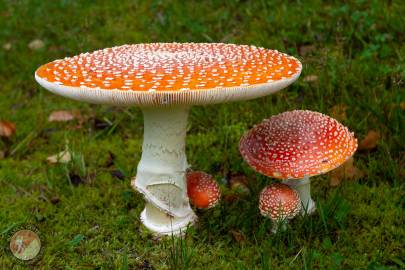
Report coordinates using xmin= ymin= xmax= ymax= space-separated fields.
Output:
xmin=282 ymin=176 xmax=316 ymax=215
xmin=132 ymin=106 xmax=197 ymax=235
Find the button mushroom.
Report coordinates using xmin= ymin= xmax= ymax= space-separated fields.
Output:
xmin=240 ymin=110 xmax=357 ymax=214
xmin=35 ymin=43 xmax=301 ymax=235
xmin=259 ymin=183 xmax=301 ymax=232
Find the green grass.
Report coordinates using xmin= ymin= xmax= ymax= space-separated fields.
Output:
xmin=0 ymin=0 xmax=404 ymax=269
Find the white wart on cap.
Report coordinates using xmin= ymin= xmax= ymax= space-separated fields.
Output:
xmin=240 ymin=110 xmax=358 ymax=179
xmin=259 ymin=183 xmax=301 ymax=220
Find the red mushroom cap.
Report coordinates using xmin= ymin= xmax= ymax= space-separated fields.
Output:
xmin=186 ymin=171 xmax=220 ymax=209
xmin=239 ymin=110 xmax=358 ymax=179
xmin=36 ymin=43 xmax=301 ymax=92
xmin=259 ymin=183 xmax=301 ymax=220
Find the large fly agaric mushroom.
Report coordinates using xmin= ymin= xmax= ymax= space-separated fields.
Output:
xmin=35 ymin=43 xmax=301 ymax=235
xmin=259 ymin=183 xmax=301 ymax=232
xmin=240 ymin=110 xmax=357 ymax=214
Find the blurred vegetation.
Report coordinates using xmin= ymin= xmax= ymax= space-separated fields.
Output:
xmin=0 ymin=0 xmax=404 ymax=269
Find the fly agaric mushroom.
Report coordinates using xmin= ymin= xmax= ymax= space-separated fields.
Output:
xmin=240 ymin=110 xmax=357 ymax=214
xmin=259 ymin=183 xmax=301 ymax=232
xmin=186 ymin=171 xmax=220 ymax=209
xmin=35 ymin=43 xmax=301 ymax=235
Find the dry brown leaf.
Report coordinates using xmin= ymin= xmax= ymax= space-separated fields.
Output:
xmin=329 ymin=157 xmax=366 ymax=186
xmin=358 ymin=130 xmax=380 ymax=151
xmin=229 ymin=229 xmax=245 ymax=243
xmin=48 ymin=45 xmax=64 ymax=52
xmin=50 ymin=196 xmax=60 ymax=204
xmin=0 ymin=150 xmax=5 ymax=159
xmin=303 ymin=75 xmax=319 ymax=83
xmin=46 ymin=150 xmax=71 ymax=164
xmin=298 ymin=44 xmax=316 ymax=56
xmin=330 ymin=104 xmax=348 ymax=122
xmin=0 ymin=120 xmax=16 ymax=137
xmin=48 ymin=110 xmax=80 ymax=122
xmin=28 ymin=39 xmax=45 ymax=50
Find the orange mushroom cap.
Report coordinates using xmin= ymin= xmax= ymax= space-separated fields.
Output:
xmin=259 ymin=183 xmax=301 ymax=220
xmin=35 ymin=43 xmax=301 ymax=106
xmin=239 ymin=110 xmax=358 ymax=179
xmin=186 ymin=171 xmax=220 ymax=209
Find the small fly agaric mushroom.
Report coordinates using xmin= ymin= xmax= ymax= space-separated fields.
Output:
xmin=240 ymin=110 xmax=357 ymax=214
xmin=186 ymin=171 xmax=220 ymax=209
xmin=35 ymin=43 xmax=301 ymax=235
xmin=259 ymin=183 xmax=301 ymax=232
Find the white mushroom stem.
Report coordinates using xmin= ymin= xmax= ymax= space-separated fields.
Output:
xmin=282 ymin=176 xmax=316 ymax=215
xmin=132 ymin=106 xmax=197 ymax=235
xmin=271 ymin=220 xmax=288 ymax=234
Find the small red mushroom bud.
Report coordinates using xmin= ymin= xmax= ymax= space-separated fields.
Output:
xmin=259 ymin=183 xmax=301 ymax=232
xmin=186 ymin=171 xmax=221 ymax=209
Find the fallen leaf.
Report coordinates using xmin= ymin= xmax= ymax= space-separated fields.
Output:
xmin=329 ymin=157 xmax=366 ymax=186
xmin=48 ymin=110 xmax=80 ymax=122
xmin=303 ymin=75 xmax=319 ymax=83
xmin=0 ymin=150 xmax=5 ymax=159
xmin=50 ymin=196 xmax=60 ymax=204
xmin=0 ymin=120 xmax=16 ymax=137
xmin=3 ymin=43 xmax=12 ymax=50
xmin=358 ymin=130 xmax=380 ymax=151
xmin=48 ymin=45 xmax=64 ymax=52
xmin=230 ymin=229 xmax=246 ymax=243
xmin=298 ymin=44 xmax=316 ymax=56
xmin=330 ymin=104 xmax=348 ymax=122
xmin=28 ymin=39 xmax=45 ymax=50
xmin=46 ymin=150 xmax=71 ymax=164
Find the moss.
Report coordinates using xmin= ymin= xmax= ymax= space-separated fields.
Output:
xmin=0 ymin=0 xmax=404 ymax=269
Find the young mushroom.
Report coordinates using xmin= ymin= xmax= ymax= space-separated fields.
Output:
xmin=35 ymin=43 xmax=301 ymax=235
xmin=259 ymin=183 xmax=301 ymax=232
xmin=186 ymin=171 xmax=220 ymax=209
xmin=240 ymin=110 xmax=357 ymax=215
